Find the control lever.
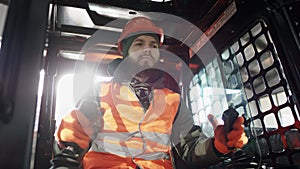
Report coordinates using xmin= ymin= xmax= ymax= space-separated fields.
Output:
xmin=222 ymin=108 xmax=239 ymax=148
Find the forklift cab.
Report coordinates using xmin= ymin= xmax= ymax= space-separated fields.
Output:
xmin=0 ymin=0 xmax=300 ymax=168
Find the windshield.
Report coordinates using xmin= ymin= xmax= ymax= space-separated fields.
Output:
xmin=53 ymin=10 xmax=297 ymax=168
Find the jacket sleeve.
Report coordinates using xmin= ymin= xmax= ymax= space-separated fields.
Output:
xmin=171 ymin=102 xmax=223 ymax=169
xmin=51 ymin=99 xmax=99 ymax=169
xmin=56 ymin=99 xmax=100 ymax=149
xmin=56 ymin=109 xmax=92 ymax=150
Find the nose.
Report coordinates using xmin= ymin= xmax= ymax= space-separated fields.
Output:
xmin=143 ymin=46 xmax=151 ymax=54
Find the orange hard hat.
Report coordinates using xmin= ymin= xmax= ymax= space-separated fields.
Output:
xmin=117 ymin=17 xmax=164 ymax=54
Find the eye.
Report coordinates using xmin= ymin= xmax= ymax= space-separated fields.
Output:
xmin=134 ymin=42 xmax=143 ymax=47
xmin=152 ymin=44 xmax=159 ymax=48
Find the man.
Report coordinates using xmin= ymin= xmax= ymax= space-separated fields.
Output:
xmin=51 ymin=17 xmax=248 ymax=169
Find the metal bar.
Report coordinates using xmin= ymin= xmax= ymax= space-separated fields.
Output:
xmin=0 ymin=0 xmax=49 ymax=168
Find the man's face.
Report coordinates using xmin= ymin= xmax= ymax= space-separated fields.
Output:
xmin=127 ymin=35 xmax=160 ymax=67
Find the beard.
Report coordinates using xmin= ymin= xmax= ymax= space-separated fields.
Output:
xmin=135 ymin=53 xmax=157 ymax=67
xmin=108 ymin=57 xmax=161 ymax=83
xmin=137 ymin=59 xmax=154 ymax=67
xmin=107 ymin=58 xmax=180 ymax=93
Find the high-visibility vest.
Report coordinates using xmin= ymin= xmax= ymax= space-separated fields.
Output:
xmin=83 ymin=81 xmax=181 ymax=169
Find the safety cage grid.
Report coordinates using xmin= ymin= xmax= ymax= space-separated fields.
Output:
xmin=222 ymin=19 xmax=300 ymax=166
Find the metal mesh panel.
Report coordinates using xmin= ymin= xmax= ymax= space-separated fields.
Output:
xmin=221 ymin=19 xmax=300 ymax=166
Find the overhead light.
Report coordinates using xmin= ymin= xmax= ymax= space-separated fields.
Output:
xmin=88 ymin=3 xmax=147 ymax=20
xmin=59 ymin=50 xmax=85 ymax=60
xmin=58 ymin=6 xmax=123 ymax=32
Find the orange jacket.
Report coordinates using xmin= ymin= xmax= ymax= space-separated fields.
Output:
xmin=56 ymin=81 xmax=180 ymax=169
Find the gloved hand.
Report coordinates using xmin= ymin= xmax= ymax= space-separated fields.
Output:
xmin=50 ymin=141 xmax=84 ymax=169
xmin=208 ymin=114 xmax=248 ymax=154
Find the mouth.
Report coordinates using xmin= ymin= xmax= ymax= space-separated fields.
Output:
xmin=139 ymin=54 xmax=155 ymax=61
xmin=137 ymin=55 xmax=157 ymax=67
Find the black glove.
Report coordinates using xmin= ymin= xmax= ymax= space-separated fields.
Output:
xmin=50 ymin=141 xmax=84 ymax=169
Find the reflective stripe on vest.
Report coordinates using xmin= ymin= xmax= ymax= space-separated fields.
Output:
xmin=91 ymin=131 xmax=171 ymax=159
xmin=92 ymin=82 xmax=180 ymax=161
